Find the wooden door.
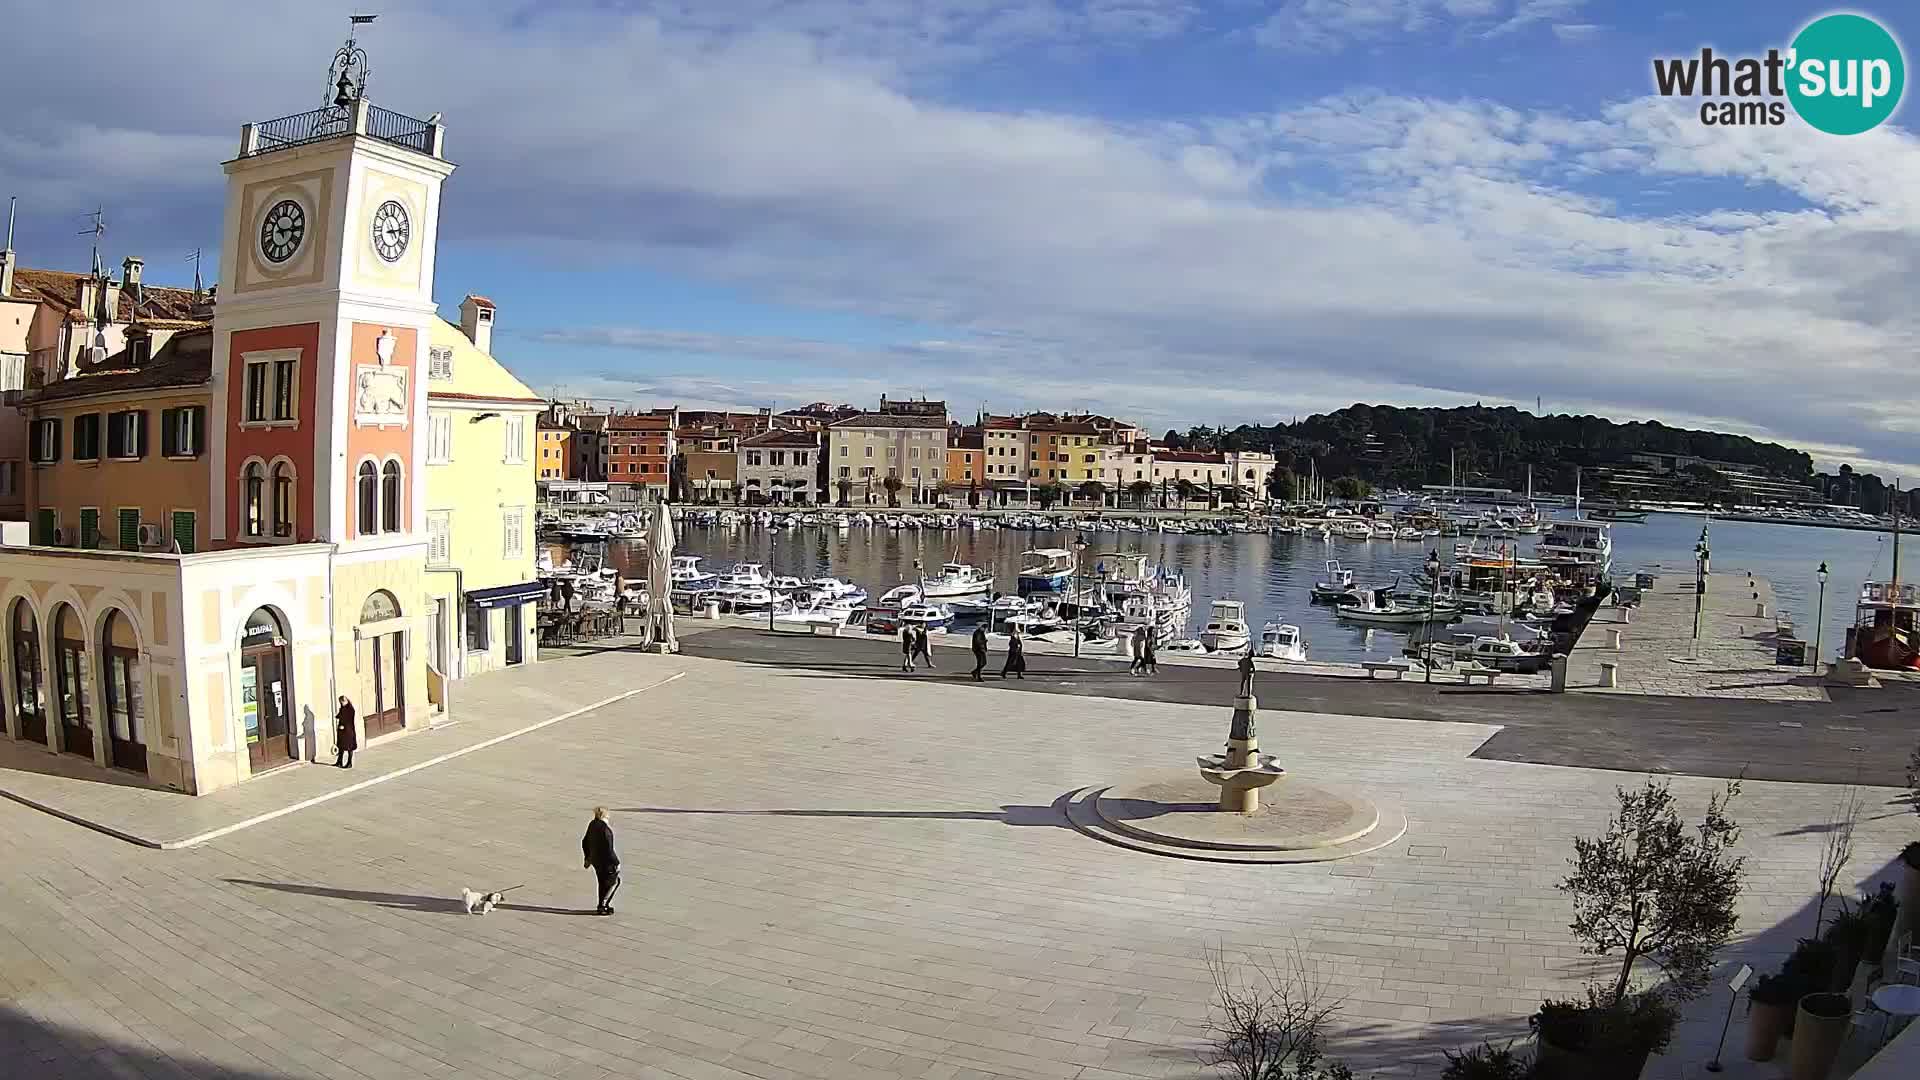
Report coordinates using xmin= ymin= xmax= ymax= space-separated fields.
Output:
xmin=12 ymin=630 xmax=45 ymax=745
xmin=56 ymin=640 xmax=92 ymax=759
xmin=243 ymin=649 xmax=294 ymax=773
xmin=103 ymin=647 xmax=146 ymax=774
xmin=366 ymin=634 xmax=405 ymax=739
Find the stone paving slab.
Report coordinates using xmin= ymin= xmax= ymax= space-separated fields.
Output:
xmin=1568 ymin=568 xmax=1825 ymax=702
xmin=0 ymin=647 xmax=1913 ymax=1080
xmin=0 ymin=655 xmax=686 ymax=848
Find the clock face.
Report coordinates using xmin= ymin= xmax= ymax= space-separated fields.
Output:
xmin=259 ymin=200 xmax=306 ymax=264
xmin=371 ymin=200 xmax=411 ymax=263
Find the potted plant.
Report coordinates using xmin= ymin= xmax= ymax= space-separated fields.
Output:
xmin=1744 ymin=973 xmax=1798 ymax=1061
xmin=1532 ymin=989 xmax=1676 ymax=1080
xmin=1442 ymin=1041 xmax=1531 ymax=1080
xmin=1776 ymin=937 xmax=1837 ymax=1039
xmin=1790 ymin=991 xmax=1851 ymax=1080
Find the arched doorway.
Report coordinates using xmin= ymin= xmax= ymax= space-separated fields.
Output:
xmin=10 ymin=599 xmax=46 ymax=745
xmin=51 ymin=604 xmax=93 ymax=760
xmin=99 ymin=610 xmax=147 ymax=774
xmin=240 ymin=608 xmax=295 ymax=773
xmin=360 ymin=591 xmax=405 ymax=739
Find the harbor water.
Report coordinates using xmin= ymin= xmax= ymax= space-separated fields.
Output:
xmin=571 ymin=512 xmax=1888 ymax=664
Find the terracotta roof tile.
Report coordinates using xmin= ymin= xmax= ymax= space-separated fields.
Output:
xmin=741 ymin=429 xmax=819 ymax=448
xmin=830 ymin=413 xmax=948 ymax=429
xmin=7 ymin=267 xmax=201 ymax=324
xmin=26 ymin=326 xmax=212 ymax=403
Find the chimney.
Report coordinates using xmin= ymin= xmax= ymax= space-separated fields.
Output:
xmin=459 ymin=295 xmax=495 ymax=354
xmin=122 ymin=256 xmax=143 ymax=299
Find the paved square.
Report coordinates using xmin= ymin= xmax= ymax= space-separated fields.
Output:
xmin=1 ymin=649 xmax=1912 ymax=1080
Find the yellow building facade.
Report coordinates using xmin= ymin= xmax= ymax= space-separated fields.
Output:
xmin=424 ymin=307 xmax=544 ymax=680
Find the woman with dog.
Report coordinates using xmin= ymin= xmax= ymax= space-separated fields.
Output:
xmin=582 ymin=807 xmax=620 ymax=915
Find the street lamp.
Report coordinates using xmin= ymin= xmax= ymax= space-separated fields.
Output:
xmin=1423 ymin=550 xmax=1441 ymax=683
xmin=1691 ymin=527 xmax=1710 ymax=644
xmin=768 ymin=531 xmax=778 ymax=632
xmin=1072 ymin=534 xmax=1089 ymax=659
xmin=1813 ymin=561 xmax=1829 ymax=670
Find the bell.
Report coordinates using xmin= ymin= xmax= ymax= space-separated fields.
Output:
xmin=332 ymin=71 xmax=355 ymax=108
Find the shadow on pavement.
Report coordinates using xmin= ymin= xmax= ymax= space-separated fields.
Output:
xmin=614 ymin=793 xmax=1073 ymax=829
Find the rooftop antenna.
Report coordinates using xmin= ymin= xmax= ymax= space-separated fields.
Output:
xmin=185 ymin=249 xmax=205 ymax=302
xmin=80 ymin=207 xmax=106 ymax=280
xmin=4 ymin=196 xmax=15 ymax=252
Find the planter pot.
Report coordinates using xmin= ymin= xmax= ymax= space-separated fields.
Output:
xmin=1744 ymin=999 xmax=1791 ymax=1061
xmin=1789 ymin=993 xmax=1851 ymax=1080
xmin=1534 ymin=1032 xmax=1652 ymax=1080
xmin=1888 ymin=863 xmax=1920 ymax=985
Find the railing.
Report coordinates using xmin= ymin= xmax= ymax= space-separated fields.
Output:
xmin=243 ymin=102 xmax=437 ymax=158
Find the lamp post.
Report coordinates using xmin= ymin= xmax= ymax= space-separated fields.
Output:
xmin=1424 ymin=550 xmax=1441 ymax=683
xmin=1813 ymin=561 xmax=1829 ymax=670
xmin=768 ymin=531 xmax=778 ymax=632
xmin=1072 ymin=534 xmax=1089 ymax=659
xmin=1692 ymin=526 xmax=1710 ymax=644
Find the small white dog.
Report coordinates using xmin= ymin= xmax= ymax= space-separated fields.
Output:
xmin=460 ymin=888 xmax=506 ymax=915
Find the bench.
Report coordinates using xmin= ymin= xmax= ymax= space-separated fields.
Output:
xmin=804 ymin=621 xmax=843 ymax=637
xmin=1362 ymin=661 xmax=1411 ymax=680
xmin=1457 ymin=664 xmax=1500 ymax=685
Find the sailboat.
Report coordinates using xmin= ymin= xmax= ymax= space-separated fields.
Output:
xmin=1853 ymin=480 xmax=1920 ymax=670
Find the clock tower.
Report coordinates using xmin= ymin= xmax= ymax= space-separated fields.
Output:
xmin=210 ymin=25 xmax=454 ymax=738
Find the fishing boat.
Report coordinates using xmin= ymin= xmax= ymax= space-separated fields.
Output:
xmin=898 ymin=603 xmax=955 ymax=632
xmin=1016 ymin=548 xmax=1077 ymax=596
xmin=1256 ymin=623 xmax=1308 ymax=661
xmin=1310 ymin=560 xmax=1355 ymax=602
xmin=1199 ymin=598 xmax=1251 ymax=652
xmin=921 ymin=562 xmax=994 ymax=598
xmin=1337 ymin=520 xmax=1373 ymax=539
xmin=766 ymin=575 xmax=807 ymax=593
xmin=1854 ymin=482 xmax=1920 ymax=670
xmin=669 ymin=555 xmax=718 ymax=590
xmin=1370 ymin=520 xmax=1397 ymax=539
xmin=1334 ymin=587 xmax=1458 ymax=625
xmin=717 ymin=562 xmax=770 ymax=591
xmin=877 ymin=583 xmax=923 ymax=606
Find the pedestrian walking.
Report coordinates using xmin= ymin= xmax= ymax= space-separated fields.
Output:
xmin=1130 ymin=627 xmax=1148 ymax=675
xmin=901 ymin=625 xmax=916 ymax=672
xmin=332 ymin=696 xmax=357 ymax=768
xmin=582 ymin=807 xmax=621 ymax=915
xmin=970 ymin=625 xmax=989 ymax=681
xmin=914 ymin=625 xmax=936 ymax=670
xmin=1142 ymin=631 xmax=1158 ymax=676
xmin=1001 ymin=628 xmax=1026 ymax=679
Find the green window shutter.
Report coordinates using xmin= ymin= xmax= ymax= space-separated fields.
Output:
xmin=33 ymin=509 xmax=55 ymax=545
xmin=78 ymin=508 xmax=100 ymax=549
xmin=170 ymin=511 xmax=196 ymax=554
xmin=118 ymin=508 xmax=140 ymax=551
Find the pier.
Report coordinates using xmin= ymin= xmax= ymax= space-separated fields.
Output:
xmin=1565 ymin=566 xmax=1823 ymax=701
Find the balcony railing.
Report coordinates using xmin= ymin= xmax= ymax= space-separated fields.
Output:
xmin=242 ymin=102 xmax=439 ymax=159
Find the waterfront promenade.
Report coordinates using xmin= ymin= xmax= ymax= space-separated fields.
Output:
xmin=2 ymin=645 xmax=1916 ymax=1080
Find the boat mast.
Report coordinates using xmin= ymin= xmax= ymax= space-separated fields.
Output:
xmin=1893 ymin=479 xmax=1902 ymax=595
xmin=1574 ymin=467 xmax=1582 ymax=517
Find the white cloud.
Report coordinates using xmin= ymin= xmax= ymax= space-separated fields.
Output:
xmin=1254 ymin=0 xmax=1590 ymax=52
xmin=2 ymin=2 xmax=1917 ymax=474
xmin=1551 ymin=22 xmax=1602 ymax=42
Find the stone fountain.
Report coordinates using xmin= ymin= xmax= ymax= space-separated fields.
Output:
xmin=1063 ymin=650 xmax=1408 ymax=863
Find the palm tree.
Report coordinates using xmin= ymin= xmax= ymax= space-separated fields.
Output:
xmin=1078 ymin=480 xmax=1107 ymax=507
xmin=1036 ymin=483 xmax=1061 ymax=510
xmin=882 ymin=474 xmax=903 ymax=508
xmin=1128 ymin=480 xmax=1153 ymax=510
xmin=1175 ymin=478 xmax=1198 ymax=510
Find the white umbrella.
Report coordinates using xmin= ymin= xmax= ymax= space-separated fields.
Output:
xmin=646 ymin=500 xmax=677 ymax=653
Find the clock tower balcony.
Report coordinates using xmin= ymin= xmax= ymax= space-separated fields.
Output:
xmin=238 ymin=98 xmax=444 ymax=163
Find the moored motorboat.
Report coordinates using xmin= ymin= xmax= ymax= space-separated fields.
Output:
xmin=1199 ymin=598 xmax=1251 ymax=652
xmin=1257 ymin=622 xmax=1308 ymax=661
xmin=922 ymin=562 xmax=994 ymax=598
xmin=1335 ymin=587 xmax=1458 ymax=625
xmin=1310 ymin=560 xmax=1355 ymax=602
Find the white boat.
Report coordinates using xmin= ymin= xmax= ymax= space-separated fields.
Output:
xmin=1370 ymin=520 xmax=1397 ymax=539
xmin=1257 ymin=623 xmax=1308 ymax=661
xmin=1337 ymin=520 xmax=1373 ymax=539
xmin=921 ymin=562 xmax=993 ymax=598
xmin=1161 ymin=638 xmax=1207 ymax=653
xmin=1335 ymin=587 xmax=1458 ymax=625
xmin=807 ymin=577 xmax=868 ymax=604
xmin=1459 ymin=635 xmax=1547 ymax=672
xmin=669 ymin=555 xmax=718 ymax=590
xmin=775 ymin=597 xmax=855 ymax=625
xmin=718 ymin=562 xmax=769 ymax=590
xmin=877 ymin=583 xmax=923 ymax=606
xmin=1016 ymin=548 xmax=1078 ymax=596
xmin=766 ymin=575 xmax=806 ymax=593
xmin=1535 ymin=519 xmax=1613 ymax=579
xmin=1395 ymin=526 xmax=1424 ymax=541
xmin=1199 ymin=599 xmax=1251 ymax=652
xmin=898 ymin=603 xmax=954 ymax=631
xmin=989 ymin=594 xmax=1032 ymax=619
xmin=728 ymin=588 xmax=794 ymax=615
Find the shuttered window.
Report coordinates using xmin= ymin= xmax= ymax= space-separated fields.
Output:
xmin=117 ymin=508 xmax=141 ymax=552
xmin=171 ymin=511 xmax=196 ymax=554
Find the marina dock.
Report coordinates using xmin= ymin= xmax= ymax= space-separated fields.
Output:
xmin=1565 ymin=567 xmax=1824 ymax=701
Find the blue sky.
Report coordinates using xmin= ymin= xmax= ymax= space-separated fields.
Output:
xmin=3 ymin=2 xmax=1916 ymax=471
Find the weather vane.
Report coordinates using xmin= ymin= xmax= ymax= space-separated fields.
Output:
xmin=327 ymin=13 xmax=379 ymax=108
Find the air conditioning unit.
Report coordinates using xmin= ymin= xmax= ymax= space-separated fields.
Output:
xmin=51 ymin=527 xmax=69 ymax=547
xmin=137 ymin=523 xmax=165 ymax=549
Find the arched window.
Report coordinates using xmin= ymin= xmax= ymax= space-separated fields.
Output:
xmin=10 ymin=599 xmax=44 ymax=744
xmin=243 ymin=462 xmax=265 ymax=537
xmin=380 ymin=460 xmax=402 ymax=533
xmin=100 ymin=609 xmax=145 ymax=773
xmin=271 ymin=463 xmax=294 ymax=538
xmin=357 ymin=461 xmax=378 ymax=535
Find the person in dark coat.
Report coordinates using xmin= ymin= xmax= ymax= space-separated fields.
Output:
xmin=1142 ymin=630 xmax=1158 ymax=676
xmin=582 ymin=807 xmax=621 ymax=915
xmin=1001 ymin=628 xmax=1026 ymax=679
xmin=333 ymin=696 xmax=357 ymax=768
xmin=970 ymin=625 xmax=989 ymax=681
xmin=913 ymin=625 xmax=936 ymax=670
xmin=1129 ymin=627 xmax=1147 ymax=675
xmin=901 ymin=625 xmax=916 ymax=672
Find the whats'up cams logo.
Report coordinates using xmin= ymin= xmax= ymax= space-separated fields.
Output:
xmin=1652 ymin=12 xmax=1905 ymax=134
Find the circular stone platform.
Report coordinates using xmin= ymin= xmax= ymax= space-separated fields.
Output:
xmin=1064 ymin=770 xmax=1407 ymax=863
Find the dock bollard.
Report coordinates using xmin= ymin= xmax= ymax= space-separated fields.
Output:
xmin=1606 ymin=629 xmax=1622 ymax=651
xmin=704 ymin=601 xmax=721 ymax=620
xmin=1550 ymin=654 xmax=1569 ymax=693
xmin=1622 ymin=607 xmax=1632 ymax=624
xmin=1598 ymin=660 xmax=1618 ymax=688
